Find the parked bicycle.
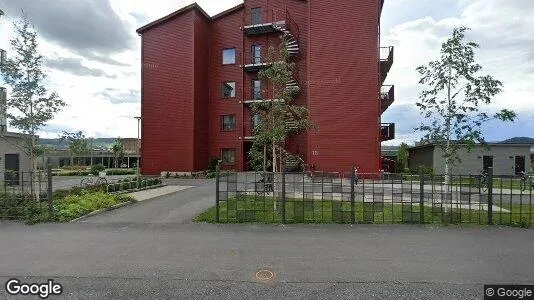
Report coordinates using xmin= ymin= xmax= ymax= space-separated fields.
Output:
xmin=255 ymin=172 xmax=274 ymax=194
xmin=474 ymin=170 xmax=489 ymax=192
xmin=519 ymin=171 xmax=534 ymax=191
xmin=80 ymin=174 xmax=108 ymax=187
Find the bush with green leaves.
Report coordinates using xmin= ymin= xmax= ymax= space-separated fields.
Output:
xmin=55 ymin=191 xmax=134 ymax=222
xmin=90 ymin=164 xmax=106 ymax=175
xmin=106 ymin=169 xmax=136 ymax=175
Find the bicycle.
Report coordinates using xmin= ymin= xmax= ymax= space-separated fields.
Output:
xmin=255 ymin=172 xmax=274 ymax=194
xmin=474 ymin=170 xmax=489 ymax=193
xmin=80 ymin=174 xmax=108 ymax=187
xmin=519 ymin=171 xmax=534 ymax=191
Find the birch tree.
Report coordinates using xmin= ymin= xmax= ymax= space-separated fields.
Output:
xmin=0 ymin=12 xmax=66 ymax=196
xmin=415 ymin=27 xmax=516 ymax=179
xmin=249 ymin=35 xmax=312 ymax=173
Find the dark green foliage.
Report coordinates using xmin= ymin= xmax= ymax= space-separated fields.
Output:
xmin=90 ymin=164 xmax=106 ymax=175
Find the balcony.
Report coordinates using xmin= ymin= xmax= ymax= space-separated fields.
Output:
xmin=244 ymin=123 xmax=257 ymax=140
xmin=380 ymin=85 xmax=395 ymax=114
xmin=380 ymin=123 xmax=395 ymax=142
xmin=380 ymin=46 xmax=394 ymax=84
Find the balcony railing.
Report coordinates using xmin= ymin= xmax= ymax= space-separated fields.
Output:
xmin=243 ymin=8 xmax=299 ymax=39
xmin=380 ymin=123 xmax=395 ymax=142
xmin=244 ymin=123 xmax=257 ymax=140
xmin=380 ymin=46 xmax=394 ymax=84
xmin=380 ymin=85 xmax=395 ymax=114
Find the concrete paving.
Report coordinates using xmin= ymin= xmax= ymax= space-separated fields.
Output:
xmin=126 ymin=185 xmax=194 ymax=202
xmin=0 ymin=181 xmax=533 ymax=299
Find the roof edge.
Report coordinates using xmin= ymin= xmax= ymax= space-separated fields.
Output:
xmin=211 ymin=3 xmax=244 ymax=20
xmin=136 ymin=2 xmax=211 ymax=34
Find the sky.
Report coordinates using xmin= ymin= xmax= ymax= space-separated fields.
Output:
xmin=0 ymin=0 xmax=532 ymax=145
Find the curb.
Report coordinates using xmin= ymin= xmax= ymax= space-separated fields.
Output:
xmin=69 ymin=200 xmax=136 ymax=223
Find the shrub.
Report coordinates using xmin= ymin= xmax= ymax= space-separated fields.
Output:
xmin=90 ymin=164 xmax=106 ymax=175
xmin=122 ymin=182 xmax=130 ymax=191
xmin=62 ymin=165 xmax=88 ymax=171
xmin=106 ymin=169 xmax=136 ymax=175
xmin=55 ymin=191 xmax=134 ymax=222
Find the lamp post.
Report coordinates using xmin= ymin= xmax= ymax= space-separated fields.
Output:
xmin=134 ymin=116 xmax=141 ymax=178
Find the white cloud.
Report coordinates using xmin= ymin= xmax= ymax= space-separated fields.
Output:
xmin=1 ymin=0 xmax=533 ymax=143
xmin=381 ymin=0 xmax=534 ymax=145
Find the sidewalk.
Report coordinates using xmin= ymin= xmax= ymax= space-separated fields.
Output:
xmin=126 ymin=185 xmax=194 ymax=202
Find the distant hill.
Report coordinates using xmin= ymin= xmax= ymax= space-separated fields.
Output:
xmin=499 ymin=137 xmax=534 ymax=144
xmin=38 ymin=138 xmax=117 ymax=150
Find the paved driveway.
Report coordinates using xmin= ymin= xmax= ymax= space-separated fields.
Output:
xmin=78 ymin=179 xmax=215 ymax=225
xmin=0 ymin=180 xmax=533 ymax=299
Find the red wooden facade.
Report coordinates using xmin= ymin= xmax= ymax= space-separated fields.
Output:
xmin=137 ymin=0 xmax=394 ymax=175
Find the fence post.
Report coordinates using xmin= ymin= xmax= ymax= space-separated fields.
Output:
xmin=487 ymin=167 xmax=493 ymax=225
xmin=350 ymin=166 xmax=355 ymax=223
xmin=419 ymin=167 xmax=424 ymax=223
xmin=215 ymin=162 xmax=220 ymax=223
xmin=47 ymin=160 xmax=53 ymax=219
xmin=281 ymin=170 xmax=286 ymax=224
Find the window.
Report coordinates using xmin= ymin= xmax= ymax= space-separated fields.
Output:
xmin=251 ymin=7 xmax=263 ymax=25
xmin=483 ymin=156 xmax=493 ymax=172
xmin=222 ymin=48 xmax=236 ymax=65
xmin=252 ymin=114 xmax=261 ymax=129
xmin=252 ymin=45 xmax=261 ymax=64
xmin=221 ymin=115 xmax=236 ymax=131
xmin=222 ymin=81 xmax=236 ymax=98
xmin=252 ymin=79 xmax=262 ymax=100
xmin=221 ymin=148 xmax=236 ymax=165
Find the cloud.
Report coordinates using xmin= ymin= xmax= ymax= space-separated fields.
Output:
xmin=380 ymin=0 xmax=534 ymax=145
xmin=46 ymin=57 xmax=117 ymax=78
xmin=97 ymin=88 xmax=140 ymax=104
xmin=2 ymin=0 xmax=135 ymax=65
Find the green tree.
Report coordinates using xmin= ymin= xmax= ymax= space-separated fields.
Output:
xmin=61 ymin=131 xmax=90 ymax=165
xmin=0 ymin=12 xmax=66 ymax=198
xmin=415 ymin=27 xmax=516 ymax=178
xmin=396 ymin=143 xmax=409 ymax=173
xmin=249 ymin=35 xmax=313 ymax=173
xmin=112 ymin=137 xmax=124 ymax=168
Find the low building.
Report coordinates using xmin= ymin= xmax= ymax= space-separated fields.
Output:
xmin=0 ymin=132 xmax=32 ymax=185
xmin=408 ymin=143 xmax=534 ymax=176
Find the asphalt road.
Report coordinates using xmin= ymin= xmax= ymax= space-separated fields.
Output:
xmin=0 ymin=181 xmax=533 ymax=299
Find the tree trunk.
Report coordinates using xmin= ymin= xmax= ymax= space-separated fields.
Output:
xmin=272 ymin=142 xmax=277 ymax=210
xmin=263 ymin=144 xmax=266 ymax=172
xmin=444 ymin=63 xmax=452 ymax=185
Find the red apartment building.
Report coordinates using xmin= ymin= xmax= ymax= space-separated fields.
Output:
xmin=137 ymin=0 xmax=395 ymax=175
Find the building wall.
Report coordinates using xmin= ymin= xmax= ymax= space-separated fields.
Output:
xmin=141 ymin=10 xmax=195 ymax=175
xmin=242 ymin=0 xmax=309 ymax=168
xmin=0 ymin=136 xmax=31 ymax=172
xmin=407 ymin=146 xmax=434 ymax=171
xmin=193 ymin=11 xmax=211 ymax=170
xmin=209 ymin=8 xmax=244 ymax=171
xmin=308 ymin=0 xmax=380 ymax=172
xmin=432 ymin=145 xmax=532 ymax=176
xmin=140 ymin=0 xmax=383 ymax=174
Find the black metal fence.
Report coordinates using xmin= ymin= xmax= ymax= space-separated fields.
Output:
xmin=215 ymin=167 xmax=533 ymax=226
xmin=0 ymin=166 xmax=53 ymax=220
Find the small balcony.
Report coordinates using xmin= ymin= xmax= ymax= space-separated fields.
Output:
xmin=244 ymin=123 xmax=258 ymax=140
xmin=380 ymin=123 xmax=395 ymax=142
xmin=380 ymin=46 xmax=394 ymax=84
xmin=380 ymin=85 xmax=395 ymax=114
xmin=243 ymin=8 xmax=287 ymax=35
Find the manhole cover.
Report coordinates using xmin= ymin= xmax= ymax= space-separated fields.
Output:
xmin=255 ymin=269 xmax=275 ymax=281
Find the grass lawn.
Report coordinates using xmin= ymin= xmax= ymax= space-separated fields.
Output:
xmin=194 ymin=195 xmax=533 ymax=227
